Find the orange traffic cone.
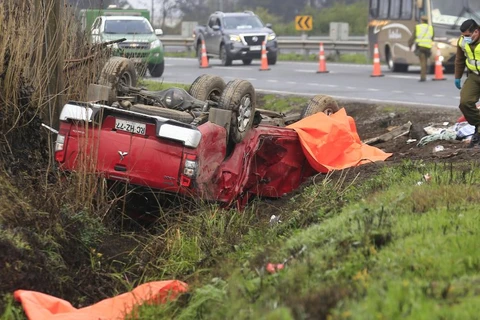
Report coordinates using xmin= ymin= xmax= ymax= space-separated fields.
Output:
xmin=199 ymin=39 xmax=209 ymax=68
xmin=317 ymin=42 xmax=329 ymax=73
xmin=370 ymin=43 xmax=384 ymax=77
xmin=432 ymin=45 xmax=446 ymax=81
xmin=259 ymin=40 xmax=270 ymax=71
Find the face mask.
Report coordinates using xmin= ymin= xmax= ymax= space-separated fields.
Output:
xmin=464 ymin=36 xmax=473 ymax=44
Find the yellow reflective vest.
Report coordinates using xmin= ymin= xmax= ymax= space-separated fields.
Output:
xmin=415 ymin=23 xmax=434 ymax=48
xmin=459 ymin=36 xmax=480 ymax=74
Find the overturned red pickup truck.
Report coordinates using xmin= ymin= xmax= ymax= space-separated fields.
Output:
xmin=54 ymin=58 xmax=383 ymax=210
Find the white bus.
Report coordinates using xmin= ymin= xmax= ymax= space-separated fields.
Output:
xmin=368 ymin=0 xmax=480 ymax=73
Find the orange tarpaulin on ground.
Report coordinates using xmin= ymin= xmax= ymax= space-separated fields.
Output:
xmin=287 ymin=108 xmax=392 ymax=173
xmin=14 ymin=280 xmax=188 ymax=320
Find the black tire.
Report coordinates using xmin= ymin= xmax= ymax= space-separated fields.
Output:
xmin=242 ymin=59 xmax=252 ymax=65
xmin=300 ymin=95 xmax=340 ymax=119
xmin=218 ymin=79 xmax=256 ymax=144
xmin=98 ymin=57 xmax=137 ymax=93
xmin=188 ymin=74 xmax=225 ymax=103
xmin=268 ymin=55 xmax=277 ymax=65
xmin=148 ymin=62 xmax=165 ymax=78
xmin=129 ymin=104 xmax=194 ymax=123
xmin=220 ymin=44 xmax=232 ymax=66
xmin=386 ymin=48 xmax=408 ymax=72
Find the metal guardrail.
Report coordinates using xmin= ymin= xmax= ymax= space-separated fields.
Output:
xmin=160 ymin=35 xmax=369 ymax=55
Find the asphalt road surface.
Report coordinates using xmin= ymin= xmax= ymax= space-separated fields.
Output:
xmin=151 ymin=57 xmax=461 ymax=108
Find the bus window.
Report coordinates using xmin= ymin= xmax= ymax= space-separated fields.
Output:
xmin=378 ymin=0 xmax=390 ymax=19
xmin=389 ymin=0 xmax=401 ymax=19
xmin=401 ymin=0 xmax=413 ymax=19
xmin=369 ymin=0 xmax=379 ymax=18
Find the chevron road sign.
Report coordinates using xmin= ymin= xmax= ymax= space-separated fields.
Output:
xmin=295 ymin=15 xmax=313 ymax=31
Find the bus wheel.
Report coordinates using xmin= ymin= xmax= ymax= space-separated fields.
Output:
xmin=386 ymin=50 xmax=408 ymax=72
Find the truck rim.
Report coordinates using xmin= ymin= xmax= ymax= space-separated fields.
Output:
xmin=237 ymin=95 xmax=252 ymax=132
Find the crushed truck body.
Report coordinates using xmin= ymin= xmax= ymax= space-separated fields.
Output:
xmin=54 ymin=57 xmax=389 ymax=210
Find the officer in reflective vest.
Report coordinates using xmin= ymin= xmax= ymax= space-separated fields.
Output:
xmin=408 ymin=15 xmax=434 ymax=82
xmin=455 ymin=19 xmax=480 ymax=148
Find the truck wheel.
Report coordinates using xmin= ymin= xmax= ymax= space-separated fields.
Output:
xmin=267 ymin=55 xmax=277 ymax=65
xmin=220 ymin=44 xmax=232 ymax=66
xmin=148 ymin=62 xmax=165 ymax=78
xmin=98 ymin=57 xmax=137 ymax=94
xmin=129 ymin=104 xmax=194 ymax=123
xmin=242 ymin=59 xmax=252 ymax=65
xmin=218 ymin=79 xmax=256 ymax=143
xmin=300 ymin=95 xmax=340 ymax=119
xmin=188 ymin=74 xmax=225 ymax=103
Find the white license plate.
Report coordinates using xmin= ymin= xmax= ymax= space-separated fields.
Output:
xmin=115 ymin=119 xmax=146 ymax=135
xmin=250 ymin=45 xmax=261 ymax=51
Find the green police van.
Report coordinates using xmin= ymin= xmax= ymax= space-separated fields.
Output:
xmin=80 ymin=7 xmax=165 ymax=77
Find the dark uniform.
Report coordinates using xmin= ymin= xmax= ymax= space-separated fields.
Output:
xmin=455 ymin=20 xmax=480 ymax=147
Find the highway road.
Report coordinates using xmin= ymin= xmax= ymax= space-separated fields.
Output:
xmin=151 ymin=57 xmax=461 ymax=108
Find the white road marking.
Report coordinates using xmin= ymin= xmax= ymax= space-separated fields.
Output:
xmin=308 ymin=83 xmax=320 ymax=86
xmin=415 ymin=92 xmax=426 ymax=95
xmin=368 ymin=88 xmax=380 ymax=91
xmin=347 ymin=86 xmax=357 ymax=90
xmin=433 ymin=94 xmax=444 ymax=97
xmin=267 ymin=79 xmax=279 ymax=83
xmin=287 ymin=81 xmax=296 ymax=85
xmin=296 ymin=69 xmax=318 ymax=73
xmin=393 ymin=90 xmax=403 ymax=93
xmin=387 ymin=75 xmax=419 ymax=79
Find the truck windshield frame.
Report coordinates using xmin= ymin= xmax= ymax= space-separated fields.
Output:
xmin=431 ymin=0 xmax=480 ymax=26
xmin=104 ymin=19 xmax=153 ymax=34
xmin=223 ymin=15 xmax=264 ymax=30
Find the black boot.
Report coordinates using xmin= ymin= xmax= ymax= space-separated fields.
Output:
xmin=468 ymin=131 xmax=480 ymax=148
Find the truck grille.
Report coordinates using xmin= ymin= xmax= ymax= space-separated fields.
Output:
xmin=118 ymin=42 xmax=150 ymax=50
xmin=123 ymin=52 xmax=149 ymax=59
xmin=243 ymin=35 xmax=265 ymax=45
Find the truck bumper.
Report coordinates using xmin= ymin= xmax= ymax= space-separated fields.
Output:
xmin=227 ymin=41 xmax=278 ymax=60
xmin=114 ymin=48 xmax=164 ymax=65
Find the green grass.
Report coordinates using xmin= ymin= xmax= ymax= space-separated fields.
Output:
xmin=129 ymin=161 xmax=480 ymax=319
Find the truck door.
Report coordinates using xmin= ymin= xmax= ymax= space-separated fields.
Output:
xmin=205 ymin=16 xmax=221 ymax=53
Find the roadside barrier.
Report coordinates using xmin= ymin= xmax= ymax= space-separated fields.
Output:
xmin=316 ymin=42 xmax=329 ymax=73
xmin=432 ymin=45 xmax=446 ymax=81
xmin=370 ymin=43 xmax=384 ymax=77
xmin=259 ymin=40 xmax=270 ymax=71
xmin=200 ymin=39 xmax=209 ymax=68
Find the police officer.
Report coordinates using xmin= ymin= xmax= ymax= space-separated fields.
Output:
xmin=409 ymin=15 xmax=434 ymax=82
xmin=455 ymin=19 xmax=480 ymax=147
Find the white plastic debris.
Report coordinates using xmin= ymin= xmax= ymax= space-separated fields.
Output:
xmin=269 ymin=215 xmax=281 ymax=226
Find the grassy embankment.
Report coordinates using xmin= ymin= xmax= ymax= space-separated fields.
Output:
xmin=1 ymin=2 xmax=480 ymax=319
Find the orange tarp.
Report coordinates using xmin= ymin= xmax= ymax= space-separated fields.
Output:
xmin=287 ymin=108 xmax=391 ymax=173
xmin=14 ymin=280 xmax=188 ymax=320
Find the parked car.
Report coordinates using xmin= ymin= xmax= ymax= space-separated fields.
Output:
xmin=84 ymin=7 xmax=165 ymax=77
xmin=193 ymin=11 xmax=278 ymax=66
xmin=55 ymin=58 xmax=338 ymax=211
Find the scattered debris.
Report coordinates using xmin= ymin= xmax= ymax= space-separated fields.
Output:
xmin=269 ymin=214 xmax=281 ymax=226
xmin=363 ymin=121 xmax=412 ymax=145
xmin=416 ymin=173 xmax=432 ymax=185
xmin=265 ymin=245 xmax=307 ymax=274
xmin=433 ymin=145 xmax=445 ymax=152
